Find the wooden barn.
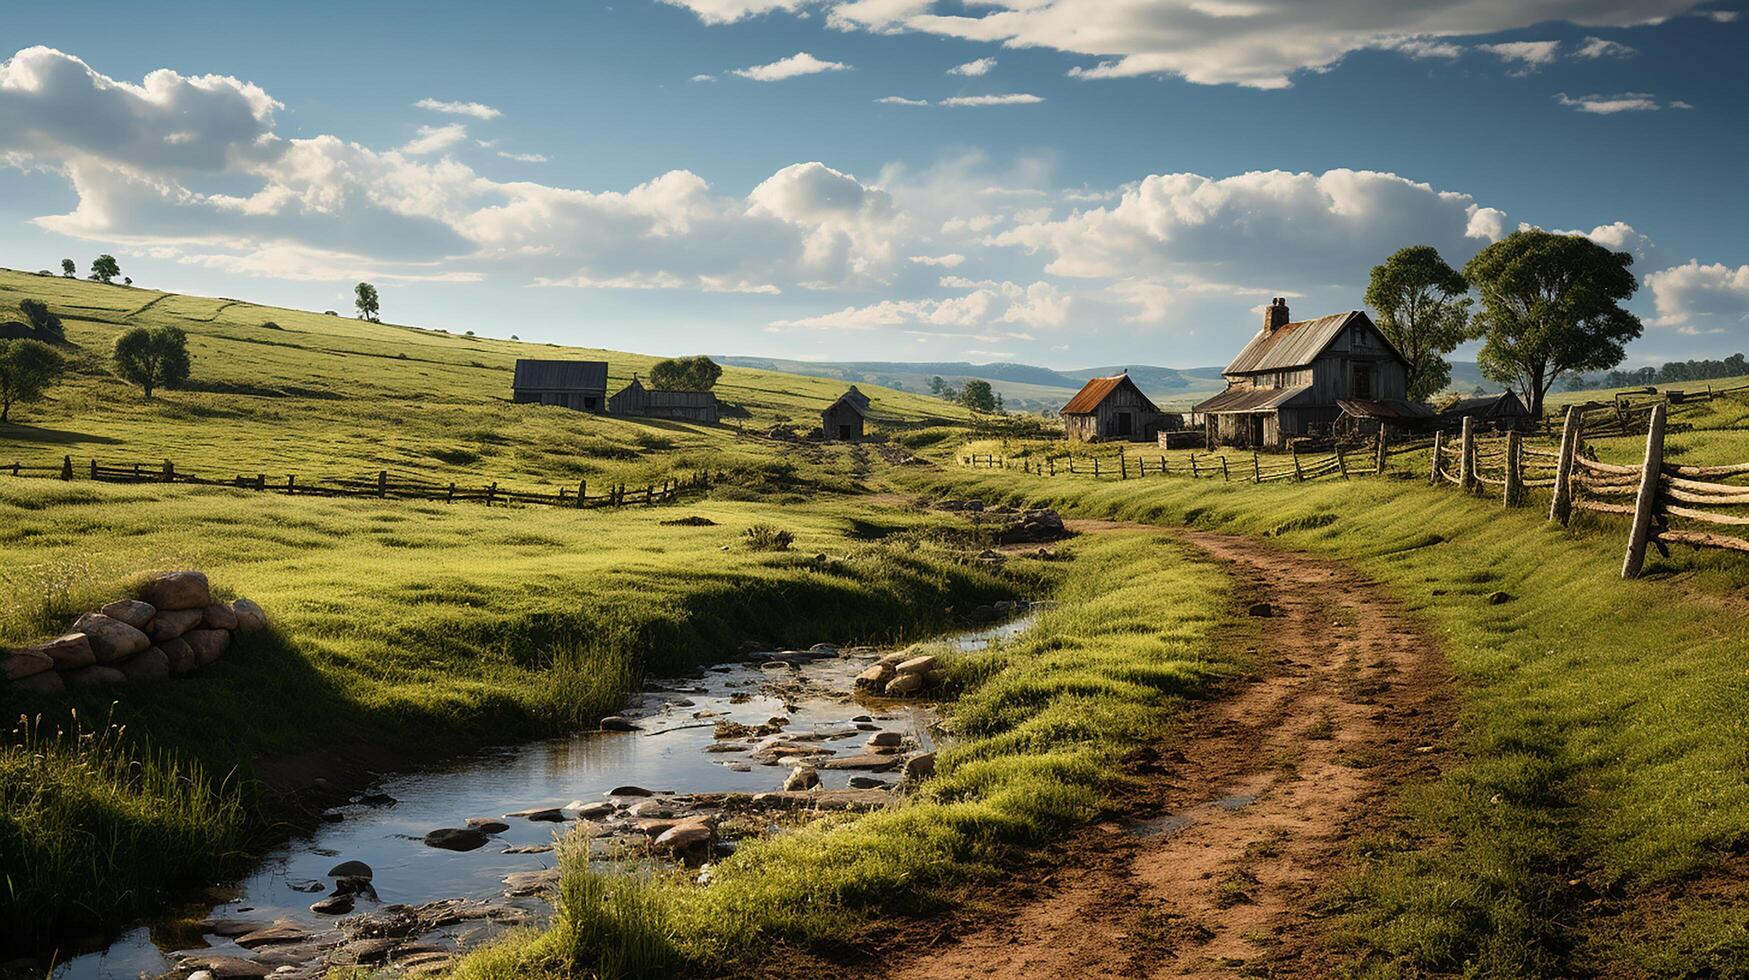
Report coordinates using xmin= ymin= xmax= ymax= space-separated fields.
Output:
xmin=1438 ymin=391 xmax=1532 ymax=431
xmin=608 ymin=376 xmax=720 ymax=423
xmin=512 ymin=359 xmax=608 ymax=411
xmin=1194 ymin=299 xmax=1410 ymax=449
xmin=1061 ymin=373 xmax=1164 ymax=442
xmin=821 ymin=385 xmax=870 ymax=441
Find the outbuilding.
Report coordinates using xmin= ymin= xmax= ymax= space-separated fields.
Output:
xmin=512 ymin=359 xmax=608 ymax=411
xmin=608 ymin=376 xmax=720 ymax=423
xmin=822 ymin=385 xmax=870 ymax=441
xmin=1061 ymin=373 xmax=1164 ymax=442
xmin=1438 ymin=391 xmax=1532 ymax=431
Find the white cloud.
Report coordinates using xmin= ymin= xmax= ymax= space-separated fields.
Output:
xmin=414 ymin=98 xmax=501 ymax=120
xmin=1646 ymin=261 xmax=1749 ymax=333
xmin=948 ymin=57 xmax=997 ymax=76
xmin=1574 ymin=35 xmax=1637 ymax=58
xmin=910 ymin=253 xmax=965 ymax=267
xmin=1373 ymin=35 xmax=1465 ymax=59
xmin=1478 ymin=40 xmax=1563 ymax=71
xmin=876 ymin=95 xmax=930 ymax=105
xmin=1555 ymin=91 xmax=1689 ymax=113
xmin=401 ymin=123 xmax=469 ymax=154
xmin=940 ymin=93 xmax=1044 ymax=106
xmin=659 ymin=0 xmax=814 ymax=23
xmin=732 ymin=52 xmax=851 ymax=81
xmin=497 ymin=151 xmax=549 ymax=163
xmin=690 ymin=73 xmax=717 ymax=82
xmin=772 ymin=279 xmax=1068 ymax=331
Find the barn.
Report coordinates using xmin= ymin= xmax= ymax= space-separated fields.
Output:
xmin=608 ymin=376 xmax=720 ymax=423
xmin=1194 ymin=299 xmax=1410 ymax=449
xmin=1061 ymin=373 xmax=1164 ymax=442
xmin=822 ymin=385 xmax=870 ymax=441
xmin=1438 ymin=391 xmax=1532 ymax=431
xmin=512 ymin=359 xmax=608 ymax=411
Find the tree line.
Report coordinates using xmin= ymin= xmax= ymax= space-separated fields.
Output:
xmin=1595 ymin=355 xmax=1748 ymax=390
xmin=928 ymin=376 xmax=1002 ymax=413
xmin=0 ymin=298 xmax=192 ymax=422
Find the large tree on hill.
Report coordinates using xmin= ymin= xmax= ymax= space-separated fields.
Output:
xmin=60 ymin=259 xmax=75 ymax=278
xmin=649 ymin=355 xmax=722 ymax=391
xmin=113 ymin=326 xmax=192 ymax=399
xmin=17 ymin=300 xmax=64 ymax=342
xmin=958 ymin=379 xmax=997 ymax=412
xmin=355 ymin=281 xmax=381 ymax=322
xmin=0 ymin=339 xmax=65 ymax=422
xmin=1465 ymin=229 xmax=1642 ymax=418
xmin=89 ymin=254 xmax=120 ymax=284
xmin=1364 ymin=245 xmax=1471 ymax=401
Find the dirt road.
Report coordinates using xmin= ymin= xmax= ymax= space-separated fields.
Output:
xmin=879 ymin=526 xmax=1453 ymax=979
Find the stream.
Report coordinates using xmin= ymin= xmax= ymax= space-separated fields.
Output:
xmin=53 ymin=612 xmax=1039 ymax=980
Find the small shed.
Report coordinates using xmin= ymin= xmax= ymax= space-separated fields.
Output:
xmin=608 ymin=377 xmax=720 ymax=423
xmin=822 ymin=385 xmax=870 ymax=441
xmin=1438 ymin=391 xmax=1532 ymax=431
xmin=1335 ymin=398 xmax=1437 ymax=438
xmin=512 ymin=359 xmax=608 ymax=411
xmin=1062 ymin=373 xmax=1164 ymax=442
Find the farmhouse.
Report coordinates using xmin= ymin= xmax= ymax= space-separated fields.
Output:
xmin=608 ymin=376 xmax=720 ymax=423
xmin=1061 ymin=372 xmax=1165 ymax=442
xmin=512 ymin=359 xmax=608 ymax=411
xmin=821 ymin=385 xmax=870 ymax=441
xmin=1194 ymin=299 xmax=1409 ymax=448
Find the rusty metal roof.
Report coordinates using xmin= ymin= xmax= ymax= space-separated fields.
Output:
xmin=1061 ymin=374 xmax=1158 ymax=415
xmin=1441 ymin=391 xmax=1529 ymax=418
xmin=1193 ymin=384 xmax=1315 ymax=414
xmin=1223 ymin=311 xmax=1389 ymax=375
xmin=513 ymin=359 xmax=608 ymax=391
xmin=1336 ymin=398 xmax=1436 ymax=420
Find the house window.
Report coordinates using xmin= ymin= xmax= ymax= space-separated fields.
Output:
xmin=1352 ymin=365 xmax=1372 ymax=399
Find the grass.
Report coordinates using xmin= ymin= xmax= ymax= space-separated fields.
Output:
xmin=899 ymin=452 xmax=1749 ymax=975
xmin=450 ymin=531 xmax=1243 ymax=978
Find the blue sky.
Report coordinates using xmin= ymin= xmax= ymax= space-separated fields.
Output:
xmin=1 ymin=0 xmax=1745 ymax=370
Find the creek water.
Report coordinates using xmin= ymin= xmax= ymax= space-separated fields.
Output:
xmin=54 ymin=614 xmax=1038 ymax=979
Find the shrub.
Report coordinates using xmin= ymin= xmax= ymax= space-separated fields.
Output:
xmin=17 ymin=300 xmax=63 ymax=342
xmin=260 ymin=321 xmax=281 ymax=330
xmin=742 ymin=524 xmax=794 ymax=552
xmin=0 ymin=338 xmax=66 ymax=422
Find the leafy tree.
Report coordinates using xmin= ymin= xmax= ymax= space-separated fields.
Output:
xmin=17 ymin=300 xmax=63 ymax=342
xmin=928 ymin=375 xmax=945 ymax=395
xmin=354 ymin=281 xmax=381 ymax=321
xmin=649 ymin=355 xmax=722 ymax=391
xmin=1465 ymin=229 xmax=1642 ymax=418
xmin=1364 ymin=245 xmax=1471 ymax=400
xmin=112 ymin=326 xmax=192 ymax=398
xmin=993 ymin=392 xmax=1004 ymax=413
xmin=60 ymin=259 xmax=75 ymax=278
xmin=89 ymin=254 xmax=120 ymax=284
xmin=0 ymin=339 xmax=65 ymax=422
xmin=958 ymin=378 xmax=997 ymax=412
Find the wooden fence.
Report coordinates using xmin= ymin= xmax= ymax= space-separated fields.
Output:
xmin=4 ymin=455 xmax=715 ymax=511
xmin=962 ymin=430 xmax=1434 ymax=485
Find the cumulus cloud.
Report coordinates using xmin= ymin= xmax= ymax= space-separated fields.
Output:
xmin=658 ymin=0 xmax=813 ymax=23
xmin=910 ymin=253 xmax=966 ymax=267
xmin=401 ymin=123 xmax=469 ymax=154
xmin=414 ymin=98 xmax=501 ymax=119
xmin=1574 ymin=35 xmax=1638 ymax=57
xmin=497 ymin=150 xmax=549 ymax=163
xmin=771 ymin=279 xmax=1069 ymax=331
xmin=1646 ymin=261 xmax=1749 ymax=333
xmin=1372 ymin=35 xmax=1466 ymax=59
xmin=1477 ymin=40 xmax=1563 ymax=71
xmin=876 ymin=95 xmax=930 ymax=105
xmin=948 ymin=57 xmax=997 ymax=76
xmin=940 ymin=93 xmax=1044 ymax=106
xmin=1555 ymin=91 xmax=1690 ymax=113
xmin=690 ymin=73 xmax=717 ymax=82
xmin=732 ymin=52 xmax=851 ymax=81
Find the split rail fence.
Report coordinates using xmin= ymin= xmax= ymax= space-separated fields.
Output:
xmin=4 ymin=455 xmax=716 ymax=511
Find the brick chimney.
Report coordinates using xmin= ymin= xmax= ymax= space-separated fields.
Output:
xmin=1263 ymin=297 xmax=1290 ymax=333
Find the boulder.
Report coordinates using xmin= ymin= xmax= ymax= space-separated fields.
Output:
xmin=1 ymin=648 xmax=54 ymax=681
xmin=465 ymin=818 xmax=510 ymax=834
xmin=866 ymin=731 xmax=902 ymax=748
xmin=569 ymin=800 xmax=616 ymax=819
xmin=599 ymin=715 xmax=641 ymax=732
xmin=139 ymin=570 xmax=211 ymax=611
xmin=203 ymin=604 xmax=239 ymax=631
xmin=9 ymin=670 xmax=65 ymax=695
xmin=184 ymin=629 xmax=231 ymax=666
xmin=903 ymin=752 xmax=937 ymax=781
xmin=63 ymin=665 xmax=127 ymax=689
xmin=423 ymin=828 xmax=489 ymax=851
xmin=310 ymin=893 xmax=355 ymax=915
xmin=233 ymin=923 xmax=312 ymax=949
xmin=606 ymin=785 xmax=655 ymax=797
xmin=100 ymin=599 xmax=157 ymax=629
xmin=182 ymin=956 xmax=270 ymax=979
xmin=160 ymin=636 xmax=199 ymax=673
xmin=231 ymin=598 xmax=269 ymax=633
xmin=783 ymin=767 xmax=820 ymax=791
xmin=39 ymin=633 xmax=95 ymax=670
xmin=508 ymin=807 xmax=566 ymax=822
xmin=328 ymin=860 xmax=373 ymax=880
xmin=71 ymin=613 xmax=150 ymax=662
xmin=503 ymin=868 xmax=562 ymax=898
xmin=628 ymin=799 xmax=673 ymax=818
xmin=883 ymin=673 xmax=925 ymax=696
xmin=854 ymin=664 xmax=891 ymax=687
xmin=116 ymin=647 xmax=171 ymax=683
xmin=847 ymin=776 xmax=889 ymax=789
xmin=895 ymin=655 xmax=937 ymax=674
xmin=148 ymin=607 xmax=205 ymax=642
xmin=821 ymin=753 xmax=903 ymax=772
xmin=654 ymin=820 xmax=712 ymax=851
xmin=1246 ymin=602 xmax=1273 ymax=618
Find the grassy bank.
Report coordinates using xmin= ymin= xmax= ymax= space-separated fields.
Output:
xmin=450 ymin=530 xmax=1243 ymax=978
xmin=899 ymin=459 xmax=1749 ymax=975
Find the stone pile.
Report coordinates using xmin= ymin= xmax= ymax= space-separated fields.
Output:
xmin=995 ymin=508 xmax=1068 ymax=544
xmin=0 ymin=571 xmax=268 ymax=696
xmin=854 ymin=649 xmax=945 ymax=698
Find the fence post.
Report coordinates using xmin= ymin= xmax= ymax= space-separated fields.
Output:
xmin=1048 ymin=456 xmax=1055 ymax=477
xmin=287 ymin=475 xmax=296 ymax=495
xmin=378 ymin=470 xmax=388 ymax=498
xmin=1549 ymin=406 xmax=1581 ymax=526
xmin=1291 ymin=446 xmax=1303 ymax=482
xmin=90 ymin=458 xmax=98 ymax=480
xmin=447 ymin=482 xmax=456 ymax=503
xmin=62 ymin=455 xmax=72 ymax=480
xmin=1429 ymin=431 xmax=1444 ymax=485
xmin=133 ymin=462 xmax=141 ymax=481
xmin=1119 ymin=451 xmax=1128 ymax=480
xmin=1094 ymin=457 xmax=1100 ymax=479
xmin=1221 ymin=456 xmax=1230 ymax=481
xmin=1336 ymin=445 xmax=1349 ymax=479
xmin=1252 ymin=451 xmax=1261 ymax=483
xmin=1622 ymin=403 xmax=1667 ymax=579
xmin=577 ymin=480 xmax=586 ymax=508
xmin=1503 ymin=430 xmax=1522 ymax=508
xmin=257 ymin=473 xmax=266 ymax=492
xmin=163 ymin=459 xmax=175 ymax=483
xmin=1459 ymin=417 xmax=1476 ymax=494
xmin=1375 ymin=429 xmax=1388 ymax=475
xmin=1190 ymin=453 xmax=1200 ymax=479
xmin=486 ymin=482 xmax=498 ymax=507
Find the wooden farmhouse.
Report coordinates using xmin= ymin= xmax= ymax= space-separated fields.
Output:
xmin=512 ymin=359 xmax=609 ymax=411
xmin=1194 ymin=299 xmax=1410 ymax=448
xmin=608 ymin=376 xmax=720 ymax=423
xmin=821 ymin=385 xmax=870 ymax=441
xmin=1061 ymin=373 xmax=1164 ymax=442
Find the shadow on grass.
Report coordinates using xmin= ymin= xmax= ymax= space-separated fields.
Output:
xmin=0 ymin=422 xmax=123 ymax=446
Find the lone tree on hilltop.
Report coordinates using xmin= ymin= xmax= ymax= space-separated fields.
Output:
xmin=958 ymin=378 xmax=997 ymax=412
xmin=60 ymin=259 xmax=75 ymax=278
xmin=354 ymin=282 xmax=381 ymax=321
xmin=0 ymin=339 xmax=65 ymax=422
xmin=1365 ymin=245 xmax=1471 ymax=401
xmin=649 ymin=354 xmax=722 ymax=391
xmin=17 ymin=300 xmax=64 ymax=342
xmin=113 ymin=325 xmax=192 ymax=399
xmin=90 ymin=254 xmax=120 ymax=284
xmin=1465 ymin=229 xmax=1642 ymax=418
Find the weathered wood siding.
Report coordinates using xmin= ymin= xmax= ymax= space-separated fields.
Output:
xmin=1066 ymin=383 xmax=1159 ymax=442
xmin=821 ymin=403 xmax=864 ymax=441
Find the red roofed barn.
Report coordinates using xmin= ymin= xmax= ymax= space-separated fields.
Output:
xmin=1062 ymin=372 xmax=1164 ymax=442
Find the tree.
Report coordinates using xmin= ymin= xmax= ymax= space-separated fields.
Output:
xmin=1465 ymin=229 xmax=1642 ymax=418
xmin=60 ymin=259 xmax=75 ymax=278
xmin=928 ymin=375 xmax=945 ymax=396
xmin=1364 ymin=245 xmax=1472 ymax=400
xmin=112 ymin=326 xmax=191 ymax=398
xmin=89 ymin=254 xmax=120 ymax=284
xmin=648 ymin=355 xmax=722 ymax=391
xmin=958 ymin=379 xmax=997 ymax=412
xmin=354 ymin=282 xmax=381 ymax=321
xmin=0 ymin=339 xmax=65 ymax=422
xmin=17 ymin=300 xmax=64 ymax=342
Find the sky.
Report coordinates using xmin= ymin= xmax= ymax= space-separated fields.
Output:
xmin=1 ymin=0 xmax=1746 ymax=371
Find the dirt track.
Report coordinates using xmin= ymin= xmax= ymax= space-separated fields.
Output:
xmin=875 ymin=526 xmax=1454 ymax=979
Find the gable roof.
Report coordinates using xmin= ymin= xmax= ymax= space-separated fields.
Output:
xmin=1223 ymin=311 xmax=1405 ymax=376
xmin=1062 ymin=374 xmax=1158 ymax=416
xmin=513 ymin=359 xmax=608 ymax=391
xmin=825 ymin=388 xmax=869 ymax=417
xmin=1194 ymin=384 xmax=1317 ymax=414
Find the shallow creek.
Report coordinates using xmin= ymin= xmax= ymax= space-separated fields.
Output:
xmin=55 ymin=614 xmax=1037 ymax=980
